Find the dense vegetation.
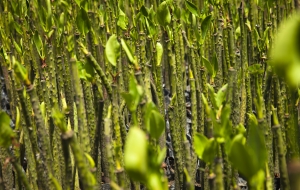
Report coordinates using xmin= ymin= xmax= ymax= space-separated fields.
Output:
xmin=1 ymin=0 xmax=300 ymax=190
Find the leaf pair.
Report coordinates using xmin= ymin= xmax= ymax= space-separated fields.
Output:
xmin=105 ymin=35 xmax=137 ymax=67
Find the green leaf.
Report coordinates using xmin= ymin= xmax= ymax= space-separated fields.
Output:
xmin=13 ymin=39 xmax=22 ymax=55
xmin=33 ymin=31 xmax=44 ymax=58
xmin=202 ymin=56 xmax=214 ymax=76
xmin=207 ymin=84 xmax=218 ymax=109
xmin=105 ymin=35 xmax=121 ymax=67
xmin=124 ymin=127 xmax=148 ymax=182
xmin=84 ymin=153 xmax=96 ymax=168
xmin=121 ymin=39 xmax=137 ymax=65
xmin=0 ymin=112 xmax=15 ymax=148
xmin=121 ymin=75 xmax=143 ymax=112
xmin=219 ymin=105 xmax=232 ymax=138
xmin=140 ymin=5 xmax=149 ymax=17
xmin=13 ymin=59 xmax=30 ymax=85
xmin=59 ymin=12 xmax=65 ymax=29
xmin=201 ymin=15 xmax=212 ymax=41
xmin=117 ymin=7 xmax=128 ymax=30
xmin=185 ymin=0 xmax=199 ymax=17
xmin=145 ymin=18 xmax=157 ymax=38
xmin=157 ymin=1 xmax=171 ymax=27
xmin=202 ymin=138 xmax=218 ymax=163
xmin=215 ymin=84 xmax=228 ymax=108
xmin=269 ymin=14 xmax=300 ymax=88
xmin=13 ymin=22 xmax=23 ymax=35
xmin=148 ymin=107 xmax=165 ymax=140
xmin=76 ymin=8 xmax=91 ymax=36
xmin=156 ymin=42 xmax=163 ymax=66
xmin=143 ymin=101 xmax=165 ymax=140
xmin=229 ymin=140 xmax=257 ymax=179
xmin=193 ymin=133 xmax=208 ymax=159
xmin=247 ymin=115 xmax=267 ymax=171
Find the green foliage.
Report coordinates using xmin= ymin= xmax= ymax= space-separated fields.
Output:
xmin=76 ymin=8 xmax=91 ymax=36
xmin=121 ymin=39 xmax=137 ymax=66
xmin=156 ymin=42 xmax=163 ymax=66
xmin=229 ymin=114 xmax=267 ymax=188
xmin=157 ymin=1 xmax=171 ymax=27
xmin=121 ymin=76 xmax=144 ymax=112
xmin=185 ymin=0 xmax=199 ymax=17
xmin=201 ymin=14 xmax=213 ymax=42
xmin=77 ymin=60 xmax=95 ymax=82
xmin=194 ymin=133 xmax=209 ymax=160
xmin=143 ymin=102 xmax=165 ymax=140
xmin=270 ymin=14 xmax=300 ymax=88
xmin=124 ymin=127 xmax=148 ymax=182
xmin=0 ymin=112 xmax=15 ymax=148
xmin=105 ymin=34 xmax=121 ymax=67
xmin=117 ymin=7 xmax=128 ymax=30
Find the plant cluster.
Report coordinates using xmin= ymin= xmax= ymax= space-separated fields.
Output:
xmin=0 ymin=0 xmax=300 ymax=190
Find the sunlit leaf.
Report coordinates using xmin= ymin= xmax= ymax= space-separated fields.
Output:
xmin=105 ymin=35 xmax=121 ymax=67
xmin=124 ymin=127 xmax=148 ymax=182
xmin=117 ymin=7 xmax=128 ymax=30
xmin=156 ymin=42 xmax=163 ymax=66
xmin=194 ymin=133 xmax=208 ymax=159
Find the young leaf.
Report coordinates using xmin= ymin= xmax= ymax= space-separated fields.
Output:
xmin=185 ymin=0 xmax=199 ymax=17
xmin=202 ymin=56 xmax=214 ymax=76
xmin=193 ymin=133 xmax=208 ymax=159
xmin=117 ymin=7 xmax=128 ymax=30
xmin=157 ymin=1 xmax=171 ymax=27
xmin=156 ymin=42 xmax=163 ymax=66
xmin=0 ymin=112 xmax=15 ymax=148
xmin=105 ymin=35 xmax=121 ymax=67
xmin=124 ymin=127 xmax=148 ymax=182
